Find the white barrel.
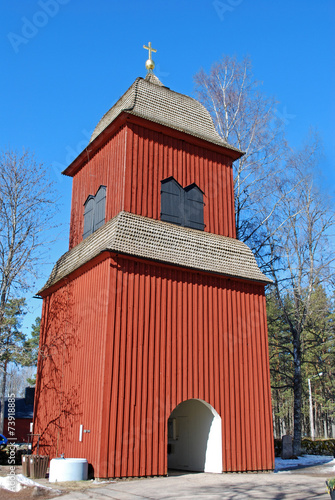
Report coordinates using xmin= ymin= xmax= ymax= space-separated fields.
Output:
xmin=49 ymin=458 xmax=88 ymax=482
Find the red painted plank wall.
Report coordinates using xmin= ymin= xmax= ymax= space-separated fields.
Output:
xmin=34 ymin=253 xmax=274 ymax=477
xmin=33 ymin=256 xmax=111 ymax=470
xmin=123 ymin=124 xmax=236 ymax=239
xmin=102 ymin=256 xmax=274 ymax=477
xmin=68 ymin=120 xmax=236 ymax=249
xmin=68 ymin=126 xmax=127 ymax=249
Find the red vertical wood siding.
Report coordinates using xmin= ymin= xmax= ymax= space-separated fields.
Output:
xmin=33 ymin=257 xmax=111 ymax=472
xmin=107 ymin=256 xmax=274 ymax=476
xmin=34 ymin=254 xmax=274 ymax=478
xmin=68 ymin=121 xmax=236 ymax=249
xmin=124 ymin=124 xmax=236 ymax=238
xmin=69 ymin=126 xmax=128 ymax=249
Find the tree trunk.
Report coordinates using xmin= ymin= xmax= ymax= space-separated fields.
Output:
xmin=324 ymin=418 xmax=328 ymax=439
xmin=0 ymin=363 xmax=7 ymax=435
xmin=275 ymin=392 xmax=280 ymax=438
xmin=293 ymin=333 xmax=302 ymax=455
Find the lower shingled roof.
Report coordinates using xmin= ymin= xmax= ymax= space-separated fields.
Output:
xmin=39 ymin=211 xmax=272 ymax=293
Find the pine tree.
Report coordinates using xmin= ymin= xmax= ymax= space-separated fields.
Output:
xmin=22 ymin=317 xmax=41 ymax=386
xmin=0 ymin=298 xmax=26 ymax=434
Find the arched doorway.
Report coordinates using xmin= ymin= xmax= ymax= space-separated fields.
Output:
xmin=167 ymin=399 xmax=222 ymax=473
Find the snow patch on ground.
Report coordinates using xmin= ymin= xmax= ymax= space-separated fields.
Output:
xmin=275 ymin=455 xmax=335 ymax=472
xmin=0 ymin=474 xmax=23 ymax=492
xmin=91 ymin=479 xmax=116 ymax=484
xmin=0 ymin=473 xmax=61 ymax=492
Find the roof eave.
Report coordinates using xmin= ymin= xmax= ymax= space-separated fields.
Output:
xmin=127 ymin=111 xmax=244 ymax=159
xmin=38 ymin=248 xmax=272 ymax=298
xmin=62 ymin=114 xmax=128 ymax=177
xmin=63 ymin=112 xmax=244 ymax=177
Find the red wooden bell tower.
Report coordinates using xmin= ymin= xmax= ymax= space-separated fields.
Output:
xmin=34 ymin=51 xmax=274 ymax=478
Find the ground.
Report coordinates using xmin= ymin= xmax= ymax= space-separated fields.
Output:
xmin=0 ymin=457 xmax=334 ymax=499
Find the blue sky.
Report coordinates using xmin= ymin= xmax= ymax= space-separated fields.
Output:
xmin=2 ymin=0 xmax=334 ymax=334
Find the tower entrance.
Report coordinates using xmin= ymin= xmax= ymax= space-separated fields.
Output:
xmin=167 ymin=399 xmax=222 ymax=473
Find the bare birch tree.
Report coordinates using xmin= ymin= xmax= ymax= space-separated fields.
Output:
xmin=0 ymin=148 xmax=57 ymax=434
xmin=194 ymin=56 xmax=335 ymax=453
xmin=194 ymin=55 xmax=289 ymax=262
xmin=265 ymin=137 xmax=335 ymax=453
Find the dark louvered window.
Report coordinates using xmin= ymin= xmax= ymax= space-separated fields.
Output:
xmin=83 ymin=196 xmax=95 ymax=239
xmin=184 ymin=184 xmax=205 ymax=230
xmin=161 ymin=178 xmax=183 ymax=226
xmin=94 ymin=186 xmax=107 ymax=230
xmin=161 ymin=177 xmax=205 ymax=230
xmin=83 ymin=185 xmax=107 ymax=239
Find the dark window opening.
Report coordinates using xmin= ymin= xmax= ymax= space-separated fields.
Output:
xmin=184 ymin=183 xmax=205 ymax=231
xmin=83 ymin=185 xmax=107 ymax=239
xmin=161 ymin=177 xmax=205 ymax=230
xmin=83 ymin=195 xmax=95 ymax=239
xmin=161 ymin=177 xmax=183 ymax=226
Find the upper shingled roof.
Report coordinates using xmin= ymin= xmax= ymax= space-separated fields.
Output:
xmin=39 ymin=211 xmax=272 ymax=293
xmin=89 ymin=75 xmax=241 ymax=153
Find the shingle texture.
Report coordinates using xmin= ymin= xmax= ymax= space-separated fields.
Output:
xmin=40 ymin=212 xmax=271 ymax=293
xmin=89 ymin=75 xmax=241 ymax=153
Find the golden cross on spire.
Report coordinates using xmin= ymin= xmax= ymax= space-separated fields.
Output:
xmin=143 ymin=41 xmax=157 ymax=73
xmin=143 ymin=41 xmax=157 ymax=60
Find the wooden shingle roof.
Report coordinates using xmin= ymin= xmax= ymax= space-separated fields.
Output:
xmin=89 ymin=75 xmax=241 ymax=153
xmin=39 ymin=212 xmax=272 ymax=294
